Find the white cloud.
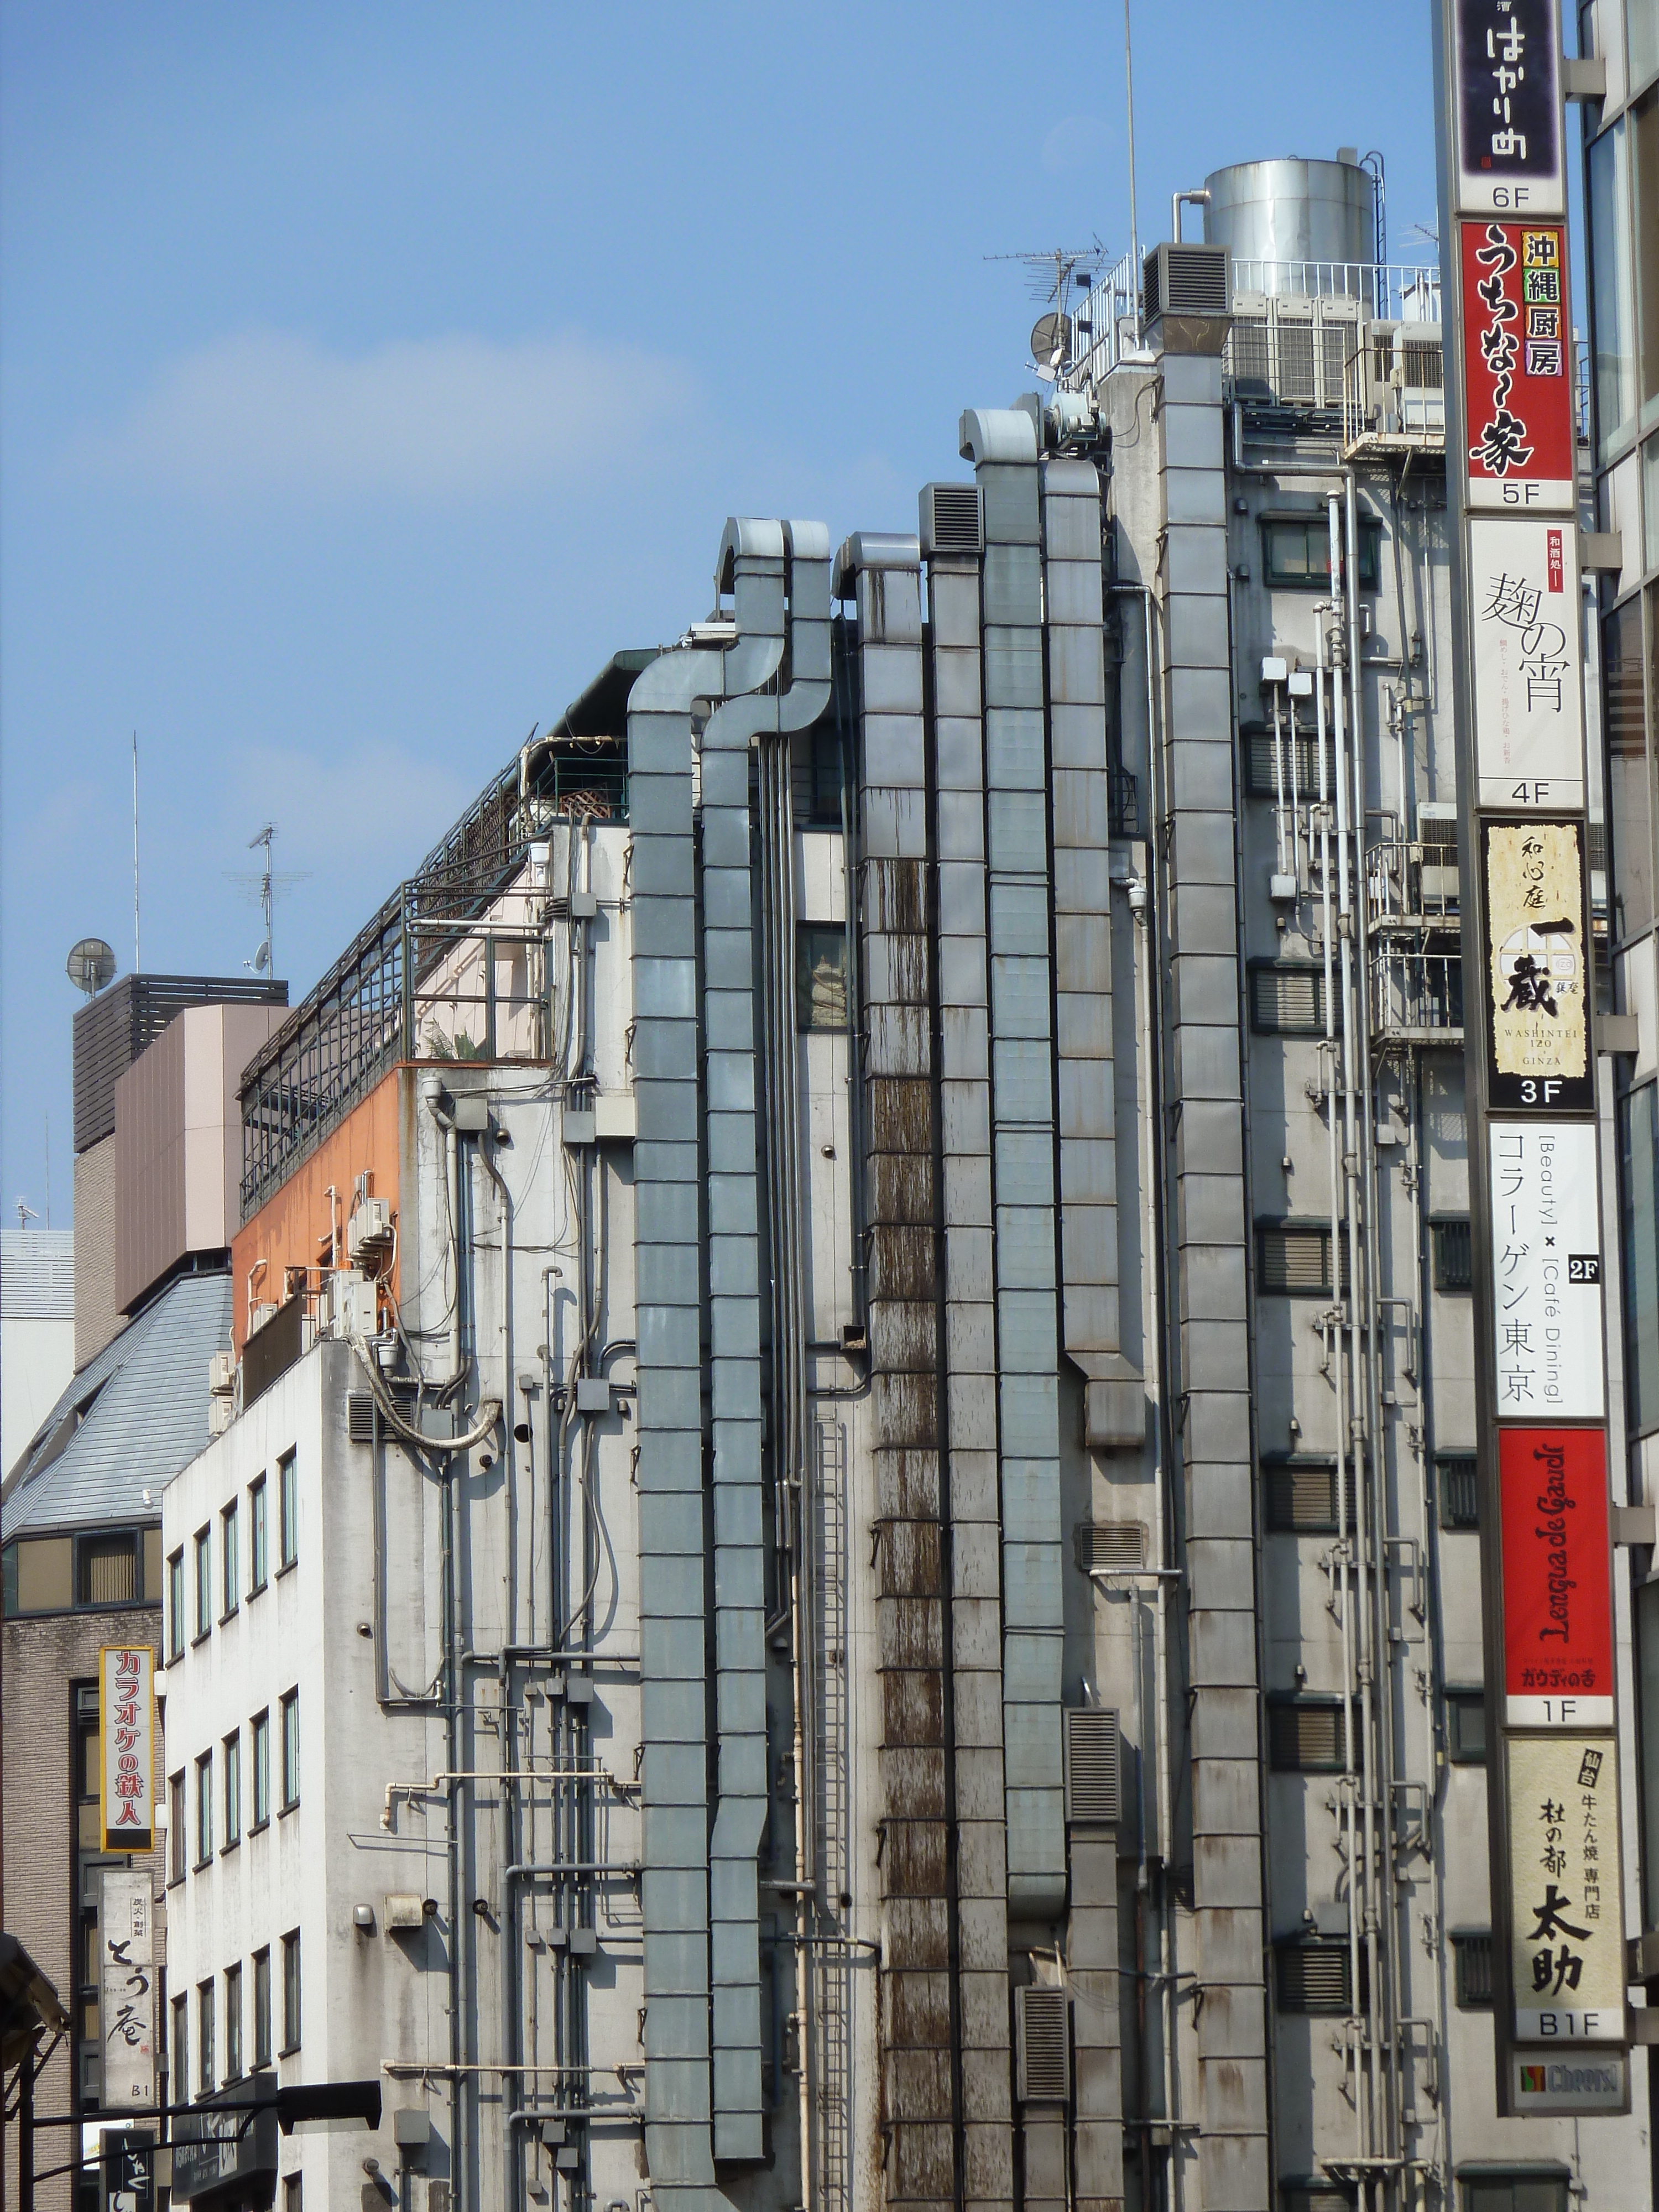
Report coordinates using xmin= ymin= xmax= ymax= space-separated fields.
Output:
xmin=1041 ymin=113 xmax=1114 ymax=176
xmin=70 ymin=328 xmax=698 ymax=500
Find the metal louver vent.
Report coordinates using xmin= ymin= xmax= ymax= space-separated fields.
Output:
xmin=1275 ymin=1940 xmax=1354 ymax=2015
xmin=1256 ymin=1223 xmax=1346 ymax=1297
xmin=1142 ymin=242 xmax=1229 ymax=321
xmin=1250 ymin=964 xmax=1326 ymax=1036
xmin=1064 ymin=1706 xmax=1122 ymax=1825
xmin=347 ymin=1392 xmax=375 ymax=1443
xmin=1073 ymin=1521 xmax=1145 ymax=1572
xmin=919 ymin=482 xmax=984 ymax=557
xmin=1452 ymin=1931 xmax=1494 ymax=2009
xmin=1244 ymin=728 xmax=1337 ymax=800
xmin=1015 ymin=1984 xmax=1071 ymax=2103
xmin=1438 ymin=1453 xmax=1479 ymax=1531
xmin=1268 ymin=1698 xmax=1347 ymax=1773
xmin=1262 ymin=1457 xmax=1357 ymax=1535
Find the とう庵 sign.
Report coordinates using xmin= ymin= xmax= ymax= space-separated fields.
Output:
xmin=1460 ymin=220 xmax=1575 ymax=510
xmin=1488 ymin=1121 xmax=1605 ymax=1420
xmin=1483 ymin=818 xmax=1591 ymax=1110
xmin=1500 ymin=1428 xmax=1614 ymax=1726
xmin=1452 ymin=0 xmax=1564 ymax=213
xmin=100 ymin=1867 xmax=156 ymax=2110
xmin=1506 ymin=1733 xmax=1624 ymax=2041
xmin=99 ymin=1645 xmax=155 ymax=1851
xmin=1470 ymin=515 xmax=1585 ymax=807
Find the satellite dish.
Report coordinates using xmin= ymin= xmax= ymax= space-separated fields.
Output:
xmin=251 ymin=940 xmax=270 ymax=975
xmin=67 ymin=937 xmax=117 ymax=998
xmin=1029 ymin=310 xmax=1073 ymax=382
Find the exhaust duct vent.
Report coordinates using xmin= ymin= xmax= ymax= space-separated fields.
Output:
xmin=919 ymin=482 xmax=984 ymax=558
xmin=1063 ymin=1706 xmax=1121 ymax=1826
xmin=1015 ymin=1984 xmax=1071 ymax=2104
xmin=1142 ymin=242 xmax=1229 ymax=322
xmin=347 ymin=1392 xmax=375 ymax=1444
xmin=1073 ymin=1520 xmax=1145 ymax=1572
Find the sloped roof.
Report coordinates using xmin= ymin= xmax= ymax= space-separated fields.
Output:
xmin=1 ymin=1271 xmax=230 ymax=1537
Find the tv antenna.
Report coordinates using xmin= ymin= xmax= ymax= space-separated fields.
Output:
xmin=226 ymin=823 xmax=309 ymax=978
xmin=986 ymin=243 xmax=1107 ymax=380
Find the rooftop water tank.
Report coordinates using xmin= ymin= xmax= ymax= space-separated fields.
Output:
xmin=1203 ymin=155 xmax=1375 ymax=290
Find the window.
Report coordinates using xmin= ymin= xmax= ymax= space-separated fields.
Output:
xmin=1621 ymin=1080 xmax=1659 ymax=1437
xmin=1447 ymin=1689 xmax=1488 ymax=1766
xmin=171 ymin=1994 xmax=187 ymax=2106
xmin=2 ymin=1533 xmax=72 ymax=1614
xmin=195 ymin=1752 xmax=213 ymax=1866
xmin=168 ymin=1771 xmax=186 ymax=1885
xmin=1262 ymin=1454 xmax=1357 ymax=1535
xmin=224 ymin=1962 xmax=243 ymax=2079
xmin=1268 ymin=1697 xmax=1348 ymax=1773
xmin=1589 ymin=117 xmax=1636 ymax=451
xmin=223 ymin=1730 xmax=242 ymax=1848
xmin=221 ymin=1502 xmax=239 ymax=1618
xmin=281 ymin=1929 xmax=301 ymax=2053
xmin=1438 ymin=1452 xmax=1480 ymax=1531
xmin=78 ymin=1531 xmax=138 ymax=1606
xmin=1256 ymin=1222 xmax=1348 ymax=1297
xmin=253 ymin=1947 xmax=272 ymax=2068
xmin=810 ymin=728 xmax=846 ymax=823
xmin=1431 ymin=1218 xmax=1473 ymax=1292
xmin=283 ymin=2178 xmax=303 ymax=2212
xmin=280 ymin=1690 xmax=300 ymax=1809
xmin=1458 ymin=2168 xmax=1570 ymax=2212
xmin=193 ymin=1526 xmax=211 ymax=1640
xmin=252 ymin=1709 xmax=271 ymax=1827
xmin=796 ymin=925 xmax=849 ymax=1031
xmin=197 ymin=1979 xmax=215 ymax=2095
xmin=278 ymin=1450 xmax=298 ymax=1569
xmin=1250 ymin=961 xmax=1327 ymax=1036
xmin=1275 ymin=1938 xmax=1361 ymax=2015
xmin=1452 ymin=1931 xmax=1494 ymax=2010
xmin=249 ymin=1478 xmax=268 ymax=1593
xmin=1604 ymin=596 xmax=1652 ymax=943
xmin=1260 ymin=514 xmax=1381 ymax=592
xmin=168 ymin=1550 xmax=185 ymax=1661
xmin=1281 ymin=2187 xmax=1355 ymax=2212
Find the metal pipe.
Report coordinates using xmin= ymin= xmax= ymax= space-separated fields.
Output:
xmin=1171 ymin=186 xmax=1211 ymax=242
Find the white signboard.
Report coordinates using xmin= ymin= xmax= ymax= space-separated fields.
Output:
xmin=99 ymin=1644 xmax=155 ymax=1849
xmin=1512 ymin=2049 xmax=1628 ymax=2112
xmin=1471 ymin=515 xmax=1584 ymax=808
xmin=99 ymin=1869 xmax=156 ymax=2110
xmin=1507 ymin=1733 xmax=1625 ymax=2042
xmin=1489 ymin=1122 xmax=1604 ymax=1419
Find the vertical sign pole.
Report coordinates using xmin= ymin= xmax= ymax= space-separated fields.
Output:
xmin=1432 ymin=0 xmax=1630 ymax=2117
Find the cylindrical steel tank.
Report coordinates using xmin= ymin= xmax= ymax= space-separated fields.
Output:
xmin=1202 ymin=157 xmax=1374 ymax=291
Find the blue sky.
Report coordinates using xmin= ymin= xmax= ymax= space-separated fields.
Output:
xmin=0 ymin=2 xmax=1442 ymax=1223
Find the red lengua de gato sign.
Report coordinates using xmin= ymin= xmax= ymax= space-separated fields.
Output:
xmin=1500 ymin=1426 xmax=1613 ymax=1725
xmin=1460 ymin=219 xmax=1576 ymax=510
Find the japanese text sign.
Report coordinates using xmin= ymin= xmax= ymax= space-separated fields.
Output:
xmin=1453 ymin=0 xmax=1563 ymax=213
xmin=1500 ymin=1428 xmax=1614 ymax=1726
xmin=1483 ymin=818 xmax=1590 ymax=1110
xmin=1470 ymin=516 xmax=1585 ymax=807
xmin=1506 ymin=1733 xmax=1624 ymax=2041
xmin=1488 ymin=1122 xmax=1604 ymax=1420
xmin=1461 ymin=220 xmax=1575 ymax=509
xmin=99 ymin=1644 xmax=155 ymax=1851
xmin=100 ymin=1867 xmax=156 ymax=2110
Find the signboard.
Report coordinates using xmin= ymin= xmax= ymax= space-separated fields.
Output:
xmin=1471 ymin=515 xmax=1585 ymax=807
xmin=99 ymin=1870 xmax=156 ymax=2110
xmin=99 ymin=1645 xmax=156 ymax=1850
xmin=1511 ymin=2050 xmax=1629 ymax=2113
xmin=1461 ymin=220 xmax=1575 ymax=510
xmin=170 ymin=2074 xmax=280 ymax=2204
xmin=1483 ymin=819 xmax=1590 ymax=1110
xmin=1506 ymin=1733 xmax=1625 ymax=2041
xmin=1489 ymin=1122 xmax=1604 ymax=1419
xmin=100 ymin=2128 xmax=156 ymax=2212
xmin=1500 ymin=1428 xmax=1614 ymax=1725
xmin=1452 ymin=0 xmax=1564 ymax=213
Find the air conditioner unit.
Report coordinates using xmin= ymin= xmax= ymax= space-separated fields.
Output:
xmin=347 ymin=1196 xmax=394 ymax=1270
xmin=209 ymin=1396 xmax=234 ymax=1438
xmin=1417 ymin=802 xmax=1460 ymax=907
xmin=249 ymin=1301 xmax=278 ymax=1335
xmin=329 ymin=1271 xmax=378 ymax=1342
xmin=208 ymin=1350 xmax=235 ymax=1396
xmin=1015 ymin=1984 xmax=1071 ymax=2104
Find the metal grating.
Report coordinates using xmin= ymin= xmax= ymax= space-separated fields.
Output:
xmin=1452 ymin=1931 xmax=1494 ymax=2010
xmin=920 ymin=482 xmax=983 ymax=557
xmin=1256 ymin=1223 xmax=1347 ymax=1297
xmin=1250 ymin=964 xmax=1327 ymax=1036
xmin=1015 ymin=1984 xmax=1071 ymax=2103
xmin=1430 ymin=1218 xmax=1473 ymax=1293
xmin=1275 ymin=1940 xmax=1354 ymax=2015
xmin=1142 ymin=242 xmax=1229 ymax=319
xmin=1262 ymin=1456 xmax=1357 ymax=1535
xmin=1244 ymin=727 xmax=1337 ymax=801
xmin=1063 ymin=1707 xmax=1121 ymax=1826
xmin=346 ymin=1393 xmax=375 ymax=1444
xmin=1268 ymin=1698 xmax=1347 ymax=1773
xmin=1438 ymin=1453 xmax=1479 ymax=1531
xmin=1073 ymin=1521 xmax=1145 ymax=1572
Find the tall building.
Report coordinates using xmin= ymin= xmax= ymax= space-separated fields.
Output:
xmin=152 ymin=155 xmax=1653 ymax=2212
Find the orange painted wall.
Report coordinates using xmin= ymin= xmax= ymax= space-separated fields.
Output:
xmin=229 ymin=1066 xmax=409 ymax=1353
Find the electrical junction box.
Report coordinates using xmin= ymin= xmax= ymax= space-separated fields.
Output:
xmin=568 ymin=889 xmax=598 ymax=920
xmin=1288 ymin=670 xmax=1313 ymax=697
xmin=575 ymin=1376 xmax=612 ymax=1414
xmin=383 ymin=1893 xmax=427 ymax=1931
xmin=564 ymin=1110 xmax=596 ymax=1148
xmin=1270 ymin=873 xmax=1298 ymax=902
xmin=449 ymin=1095 xmax=490 ymax=1134
xmin=592 ymin=1093 xmax=637 ymax=1142
xmin=1261 ymin=656 xmax=1288 ymax=685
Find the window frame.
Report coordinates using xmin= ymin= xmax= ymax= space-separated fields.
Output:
xmin=1446 ymin=1688 xmax=1489 ymax=1766
xmin=280 ymin=1928 xmax=302 ymax=2056
xmin=249 ymin=1476 xmax=269 ymax=1594
xmin=222 ymin=1728 xmax=242 ymax=1850
xmin=168 ymin=1548 xmax=186 ymax=1662
xmin=76 ymin=1528 xmax=140 ymax=1608
xmin=197 ymin=1976 xmax=215 ymax=2096
xmin=277 ymin=1449 xmax=298 ymax=1572
xmin=280 ymin=1689 xmax=300 ymax=1812
xmin=1259 ymin=513 xmax=1383 ymax=593
xmin=1456 ymin=2166 xmax=1570 ymax=2212
xmin=194 ymin=1750 xmax=213 ymax=1868
xmin=1267 ymin=1694 xmax=1349 ymax=1773
xmin=224 ymin=1960 xmax=243 ymax=2081
xmin=251 ymin=1708 xmax=272 ymax=1830
xmin=795 ymin=922 xmax=850 ymax=1032
xmin=252 ymin=1946 xmax=273 ymax=2069
xmin=172 ymin=1993 xmax=188 ymax=2106
xmin=192 ymin=1525 xmax=212 ymax=1642
xmin=168 ymin=1770 xmax=186 ymax=1886
xmin=220 ymin=1500 xmax=239 ymax=1620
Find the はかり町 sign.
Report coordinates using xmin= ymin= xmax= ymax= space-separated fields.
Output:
xmin=1452 ymin=0 xmax=1563 ymax=213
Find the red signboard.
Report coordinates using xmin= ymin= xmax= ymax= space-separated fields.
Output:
xmin=1460 ymin=218 xmax=1576 ymax=510
xmin=1500 ymin=1427 xmax=1613 ymax=1725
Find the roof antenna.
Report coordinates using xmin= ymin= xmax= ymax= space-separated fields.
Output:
xmin=15 ymin=1199 xmax=39 ymax=1232
xmin=132 ymin=731 xmax=142 ymax=973
xmin=228 ymin=826 xmax=307 ymax=977
xmin=1123 ymin=0 xmax=1141 ymax=297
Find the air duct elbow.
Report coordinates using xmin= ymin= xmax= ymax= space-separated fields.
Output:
xmin=958 ymin=406 xmax=1039 ymax=465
